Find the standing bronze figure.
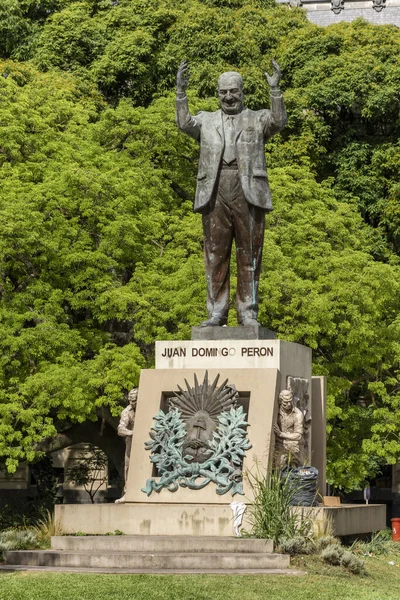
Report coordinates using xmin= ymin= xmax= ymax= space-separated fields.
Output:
xmin=115 ymin=388 xmax=137 ymax=503
xmin=176 ymin=61 xmax=287 ymax=327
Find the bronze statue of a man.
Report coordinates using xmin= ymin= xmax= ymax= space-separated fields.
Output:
xmin=176 ymin=60 xmax=287 ymax=327
xmin=115 ymin=387 xmax=137 ymax=504
xmin=274 ymin=389 xmax=305 ymax=468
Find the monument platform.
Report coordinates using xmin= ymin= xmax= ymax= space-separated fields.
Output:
xmin=53 ymin=502 xmax=387 ymax=538
xmin=55 ymin=337 xmax=330 ymax=537
xmin=47 ymin=330 xmax=387 ymax=542
xmin=3 ymin=534 xmax=296 ymax=574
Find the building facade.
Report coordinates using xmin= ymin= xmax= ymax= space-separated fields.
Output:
xmin=277 ymin=0 xmax=400 ymax=27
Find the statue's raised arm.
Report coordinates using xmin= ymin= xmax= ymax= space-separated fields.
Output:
xmin=176 ymin=60 xmax=190 ymax=95
xmin=262 ymin=59 xmax=286 ymax=137
xmin=175 ymin=59 xmax=201 ymax=141
xmin=265 ymin=59 xmax=282 ymax=90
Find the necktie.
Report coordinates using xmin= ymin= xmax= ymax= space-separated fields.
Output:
xmin=224 ymin=116 xmax=236 ymax=164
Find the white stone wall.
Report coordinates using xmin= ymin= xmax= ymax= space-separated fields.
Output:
xmin=278 ymin=0 xmax=400 ymax=27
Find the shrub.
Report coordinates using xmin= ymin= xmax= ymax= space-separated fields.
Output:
xmin=351 ymin=529 xmax=395 ymax=557
xmin=244 ymin=464 xmax=313 ymax=543
xmin=0 ymin=529 xmax=41 ymax=551
xmin=33 ymin=510 xmax=64 ymax=546
xmin=279 ymin=536 xmax=315 ymax=556
xmin=321 ymin=543 xmax=345 ymax=566
xmin=314 ymin=535 xmax=339 ymax=553
xmin=340 ymin=550 xmax=366 ymax=575
xmin=0 ymin=499 xmax=49 ymax=530
xmin=321 ymin=543 xmax=366 ymax=574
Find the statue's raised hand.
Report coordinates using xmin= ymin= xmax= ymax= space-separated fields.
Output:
xmin=265 ymin=59 xmax=281 ymax=89
xmin=177 ymin=60 xmax=190 ymax=93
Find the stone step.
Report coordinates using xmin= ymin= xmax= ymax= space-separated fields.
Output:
xmin=4 ymin=550 xmax=290 ymax=571
xmin=0 ymin=564 xmax=305 ymax=575
xmin=51 ymin=535 xmax=274 ymax=554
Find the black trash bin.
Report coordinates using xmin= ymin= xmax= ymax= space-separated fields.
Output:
xmin=282 ymin=466 xmax=319 ymax=506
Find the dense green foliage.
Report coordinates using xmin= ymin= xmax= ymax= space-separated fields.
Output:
xmin=0 ymin=0 xmax=399 ymax=490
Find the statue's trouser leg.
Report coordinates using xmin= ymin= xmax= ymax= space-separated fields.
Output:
xmin=202 ymin=169 xmax=265 ymax=323
xmin=202 ymin=170 xmax=235 ymax=322
xmin=124 ymin=436 xmax=132 ymax=493
xmin=233 ymin=186 xmax=265 ymax=323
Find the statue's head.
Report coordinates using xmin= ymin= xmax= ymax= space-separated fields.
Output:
xmin=128 ymin=388 xmax=138 ymax=408
xmin=278 ymin=389 xmax=293 ymax=412
xmin=218 ymin=71 xmax=244 ymax=115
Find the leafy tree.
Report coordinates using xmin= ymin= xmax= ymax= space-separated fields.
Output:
xmin=0 ymin=1 xmax=399 ymax=493
xmin=34 ymin=3 xmax=107 ymax=71
xmin=0 ymin=0 xmax=66 ymax=61
xmin=261 ymin=166 xmax=400 ymax=489
xmin=66 ymin=444 xmax=109 ymax=503
xmin=273 ymin=19 xmax=400 ymax=245
xmin=0 ymin=61 xmax=163 ymax=474
xmin=0 ymin=0 xmax=31 ymax=59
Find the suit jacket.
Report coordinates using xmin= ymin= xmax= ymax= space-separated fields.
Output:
xmin=176 ymin=93 xmax=287 ymax=212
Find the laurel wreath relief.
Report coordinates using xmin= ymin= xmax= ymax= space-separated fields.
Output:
xmin=141 ymin=373 xmax=252 ymax=496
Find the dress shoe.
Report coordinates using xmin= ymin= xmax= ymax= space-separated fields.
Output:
xmin=240 ymin=318 xmax=260 ymax=327
xmin=200 ymin=317 xmax=226 ymax=327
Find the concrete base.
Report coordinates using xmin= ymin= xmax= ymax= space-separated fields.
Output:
xmin=191 ymin=326 xmax=276 ymax=340
xmin=4 ymin=549 xmax=289 ymax=571
xmin=4 ymin=535 xmax=291 ymax=574
xmin=304 ymin=504 xmax=387 ymax=537
xmin=55 ymin=503 xmax=240 ymax=536
xmin=50 ymin=535 xmax=273 ymax=553
xmin=55 ymin=502 xmax=387 ymax=538
xmin=0 ymin=564 xmax=305 ymax=575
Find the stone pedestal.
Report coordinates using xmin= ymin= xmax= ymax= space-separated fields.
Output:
xmin=155 ymin=339 xmax=311 ymax=384
xmin=125 ymin=367 xmax=281 ymax=504
xmin=123 ymin=334 xmax=318 ymax=528
xmin=192 ymin=325 xmax=276 ymax=340
xmin=54 ymin=330 xmax=390 ymax=539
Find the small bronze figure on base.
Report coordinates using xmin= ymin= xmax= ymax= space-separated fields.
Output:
xmin=274 ymin=389 xmax=305 ymax=469
xmin=115 ymin=388 xmax=137 ymax=504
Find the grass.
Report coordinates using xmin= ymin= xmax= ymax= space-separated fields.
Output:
xmin=1 ymin=552 xmax=400 ymax=600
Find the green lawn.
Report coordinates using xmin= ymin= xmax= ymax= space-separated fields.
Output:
xmin=1 ymin=554 xmax=400 ymax=600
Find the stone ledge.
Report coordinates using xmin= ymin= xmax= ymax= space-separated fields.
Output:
xmin=51 ymin=535 xmax=274 ymax=553
xmin=191 ymin=326 xmax=276 ymax=341
xmin=54 ymin=502 xmax=387 ymax=538
xmin=3 ymin=549 xmax=290 ymax=571
xmin=0 ymin=564 xmax=307 ymax=575
xmin=299 ymin=503 xmax=387 ymax=536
